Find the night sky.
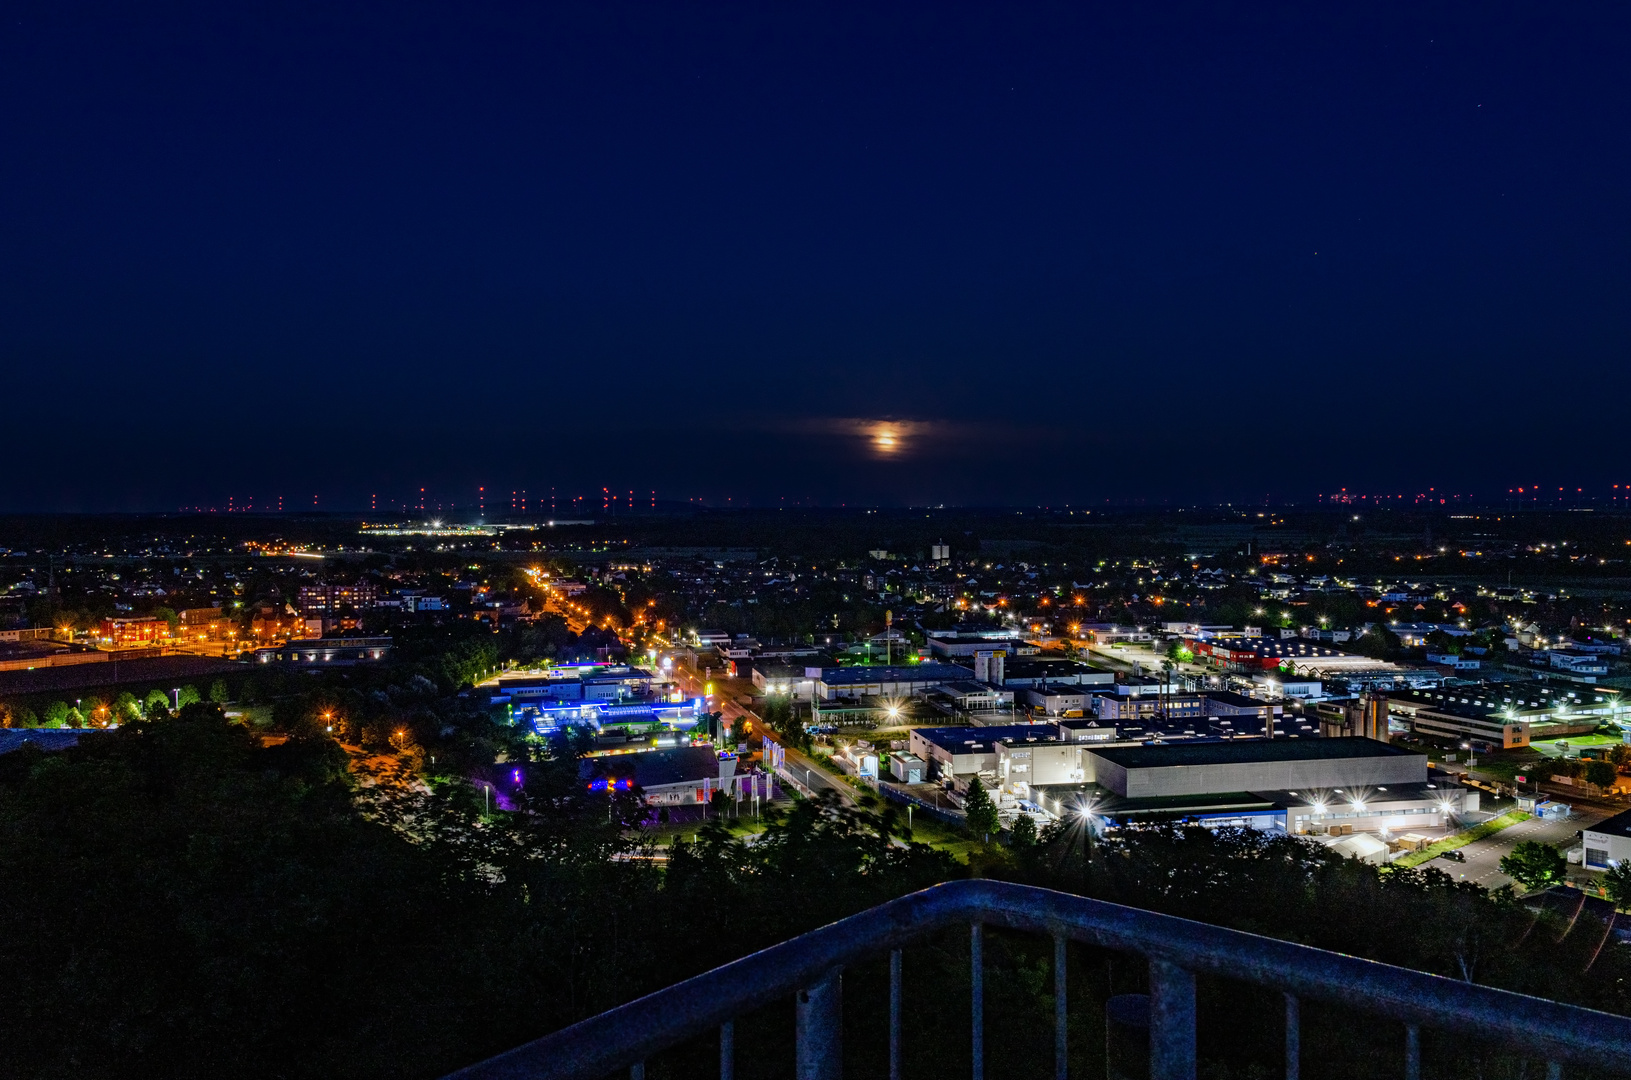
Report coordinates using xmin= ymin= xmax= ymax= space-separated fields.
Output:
xmin=3 ymin=3 xmax=1628 ymax=512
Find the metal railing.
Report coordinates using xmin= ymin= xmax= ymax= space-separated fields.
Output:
xmin=443 ymin=879 xmax=1631 ymax=1080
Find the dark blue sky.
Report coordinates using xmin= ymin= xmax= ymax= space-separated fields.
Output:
xmin=3 ymin=2 xmax=1628 ymax=511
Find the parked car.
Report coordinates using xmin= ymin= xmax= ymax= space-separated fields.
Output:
xmin=1439 ymin=849 xmax=1465 ymax=863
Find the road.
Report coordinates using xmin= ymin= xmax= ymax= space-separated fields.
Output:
xmin=536 ymin=588 xmax=591 ymax=634
xmin=666 ymin=657 xmax=859 ymax=805
xmin=1424 ymin=805 xmax=1609 ymax=889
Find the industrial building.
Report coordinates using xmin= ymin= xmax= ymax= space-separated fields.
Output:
xmin=908 ymin=723 xmax=1061 ymax=780
xmin=930 ymin=681 xmax=1017 ymax=712
xmin=1026 ymin=684 xmax=1090 ymax=716
xmin=1091 ymin=690 xmax=1283 ymax=730
xmin=750 ymin=661 xmax=817 ymax=700
xmin=253 ymin=636 xmax=393 ymax=665
xmin=1190 ymin=638 xmax=1439 ymax=689
xmin=809 ymin=663 xmax=974 ymax=701
xmin=1090 ymin=738 xmax=1422 ymax=798
xmin=1001 ymin=659 xmax=1116 ymax=688
xmin=584 ymin=745 xmax=769 ymax=808
xmin=996 ymin=740 xmax=1091 ymax=793
xmin=1384 ymin=685 xmax=1613 ymax=750
xmin=1582 ymin=809 xmax=1631 ymax=871
xmin=495 ymin=664 xmax=658 ymax=704
xmin=925 ymin=629 xmax=1028 ymax=658
xmin=1068 ymin=739 xmax=1471 ymax=836
xmin=1251 ymin=673 xmax=1325 ymax=700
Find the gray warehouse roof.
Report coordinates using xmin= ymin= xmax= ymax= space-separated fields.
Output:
xmin=815 ymin=664 xmax=973 ymax=685
xmin=1090 ymin=736 xmax=1417 ymax=770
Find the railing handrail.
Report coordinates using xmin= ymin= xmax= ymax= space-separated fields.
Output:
xmin=442 ymin=879 xmax=1631 ymax=1080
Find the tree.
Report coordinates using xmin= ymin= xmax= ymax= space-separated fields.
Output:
xmin=144 ymin=689 xmax=172 ymax=718
xmin=1610 ymin=743 xmax=1631 ymax=769
xmin=761 ymin=698 xmax=809 ymax=752
xmin=112 ymin=692 xmax=142 ymax=724
xmin=964 ymin=777 xmax=1000 ymax=841
xmin=43 ymin=701 xmax=70 ymax=727
xmin=152 ymin=606 xmax=180 ymax=635
xmin=177 ymin=685 xmax=202 ymax=709
xmin=1352 ymin=622 xmax=1403 ymax=661
xmin=1425 ymin=629 xmax=1460 ymax=655
xmin=1500 ymin=841 xmax=1567 ymax=892
xmin=1010 ymin=814 xmax=1038 ymax=849
xmin=1605 ymin=861 xmax=1631 ymax=910
xmin=208 ymin=679 xmax=230 ymax=704
xmin=1585 ymin=760 xmax=1619 ymax=790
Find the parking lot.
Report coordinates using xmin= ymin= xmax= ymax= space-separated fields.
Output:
xmin=1419 ymin=804 xmax=1611 ymax=889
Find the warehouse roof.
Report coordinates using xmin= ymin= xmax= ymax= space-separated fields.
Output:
xmin=1586 ymin=807 xmax=1631 ymax=839
xmin=815 ymin=664 xmax=973 ymax=685
xmin=587 ymin=745 xmax=724 ymax=788
xmin=1089 ymin=736 xmax=1418 ymax=770
xmin=914 ymin=723 xmax=1059 ymax=753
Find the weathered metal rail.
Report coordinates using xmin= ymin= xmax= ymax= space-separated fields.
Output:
xmin=443 ymin=879 xmax=1631 ymax=1080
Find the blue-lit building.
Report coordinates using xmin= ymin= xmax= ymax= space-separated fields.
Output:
xmin=495 ymin=664 xmax=657 ymax=704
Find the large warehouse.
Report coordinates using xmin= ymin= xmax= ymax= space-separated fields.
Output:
xmin=1088 ymin=738 xmax=1424 ymax=798
xmin=1032 ymin=738 xmax=1475 ymax=836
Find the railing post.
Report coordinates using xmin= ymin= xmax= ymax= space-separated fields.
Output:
xmin=1055 ymin=935 xmax=1068 ymax=1080
xmin=1405 ymin=1024 xmax=1420 ymax=1080
xmin=972 ymin=922 xmax=985 ymax=1080
xmin=890 ymin=949 xmax=903 ymax=1080
xmin=1284 ymin=994 xmax=1299 ymax=1080
xmin=796 ymin=967 xmax=843 ymax=1080
xmin=721 ymin=1019 xmax=735 ymax=1080
xmin=1148 ymin=958 xmax=1196 ymax=1080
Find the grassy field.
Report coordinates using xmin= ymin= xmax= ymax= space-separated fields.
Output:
xmin=1532 ymin=733 xmax=1624 ymax=757
xmin=1471 ymin=757 xmax=1526 ymax=782
xmin=1390 ymin=810 xmax=1532 ymax=869
xmin=895 ymin=809 xmax=983 ymax=860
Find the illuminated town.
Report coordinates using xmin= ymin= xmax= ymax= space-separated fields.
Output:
xmin=6 ymin=3 xmax=1631 ymax=1078
xmin=7 ymin=502 xmax=1631 ymax=1080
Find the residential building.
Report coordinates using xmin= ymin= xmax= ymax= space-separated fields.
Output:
xmin=178 ymin=606 xmax=237 ymax=643
xmin=97 ymin=616 xmax=168 ymax=647
xmin=297 ymin=579 xmax=381 ymax=614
